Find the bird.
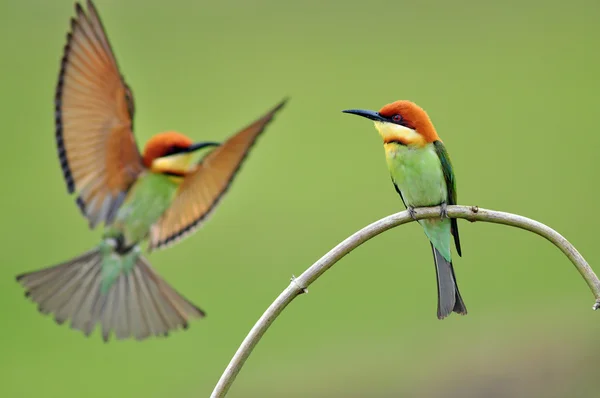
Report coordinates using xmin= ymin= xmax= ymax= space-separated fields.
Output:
xmin=342 ymin=100 xmax=466 ymax=319
xmin=15 ymin=0 xmax=287 ymax=342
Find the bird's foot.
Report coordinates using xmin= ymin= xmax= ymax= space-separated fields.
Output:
xmin=408 ymin=206 xmax=418 ymax=220
xmin=440 ymin=202 xmax=448 ymax=219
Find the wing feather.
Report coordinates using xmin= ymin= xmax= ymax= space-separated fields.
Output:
xmin=433 ymin=140 xmax=462 ymax=256
xmin=55 ymin=0 xmax=144 ymax=228
xmin=148 ymin=99 xmax=288 ymax=251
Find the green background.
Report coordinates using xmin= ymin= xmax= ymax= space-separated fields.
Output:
xmin=1 ymin=0 xmax=599 ymax=397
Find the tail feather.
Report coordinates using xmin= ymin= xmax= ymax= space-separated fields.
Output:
xmin=431 ymin=244 xmax=467 ymax=319
xmin=16 ymin=248 xmax=204 ymax=342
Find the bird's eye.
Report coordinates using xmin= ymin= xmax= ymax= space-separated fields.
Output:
xmin=392 ymin=114 xmax=403 ymax=123
xmin=164 ymin=145 xmax=181 ymax=156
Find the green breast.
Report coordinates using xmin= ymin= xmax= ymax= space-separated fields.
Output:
xmin=105 ymin=172 xmax=180 ymax=245
xmin=385 ymin=142 xmax=452 ymax=260
xmin=385 ymin=142 xmax=447 ymax=207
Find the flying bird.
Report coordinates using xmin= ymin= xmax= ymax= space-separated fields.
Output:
xmin=343 ymin=101 xmax=466 ymax=319
xmin=16 ymin=0 xmax=287 ymax=341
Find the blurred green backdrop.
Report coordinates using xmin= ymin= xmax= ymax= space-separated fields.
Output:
xmin=1 ymin=0 xmax=599 ymax=397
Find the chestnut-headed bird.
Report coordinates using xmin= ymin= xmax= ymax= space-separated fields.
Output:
xmin=343 ymin=101 xmax=466 ymax=319
xmin=16 ymin=0 xmax=287 ymax=341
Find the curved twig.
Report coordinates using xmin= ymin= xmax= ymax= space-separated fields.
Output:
xmin=210 ymin=205 xmax=599 ymax=397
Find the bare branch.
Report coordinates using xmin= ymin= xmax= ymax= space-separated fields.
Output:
xmin=210 ymin=205 xmax=599 ymax=398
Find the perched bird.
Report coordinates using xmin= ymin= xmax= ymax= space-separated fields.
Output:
xmin=343 ymin=101 xmax=466 ymax=319
xmin=16 ymin=0 xmax=287 ymax=341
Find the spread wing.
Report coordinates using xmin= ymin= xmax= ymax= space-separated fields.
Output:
xmin=433 ymin=140 xmax=462 ymax=256
xmin=148 ymin=99 xmax=287 ymax=251
xmin=55 ymin=0 xmax=144 ymax=229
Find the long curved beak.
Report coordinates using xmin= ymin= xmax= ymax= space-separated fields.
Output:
xmin=342 ymin=109 xmax=387 ymax=122
xmin=186 ymin=141 xmax=220 ymax=153
xmin=152 ymin=142 xmax=221 ymax=175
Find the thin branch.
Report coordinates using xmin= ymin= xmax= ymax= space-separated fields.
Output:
xmin=210 ymin=205 xmax=599 ymax=398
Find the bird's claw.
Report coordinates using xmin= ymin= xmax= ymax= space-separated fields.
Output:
xmin=440 ymin=202 xmax=448 ymax=219
xmin=408 ymin=206 xmax=418 ymax=220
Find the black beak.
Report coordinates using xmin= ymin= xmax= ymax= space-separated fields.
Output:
xmin=342 ymin=109 xmax=387 ymax=122
xmin=185 ymin=141 xmax=221 ymax=153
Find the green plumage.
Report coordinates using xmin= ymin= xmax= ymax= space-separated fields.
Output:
xmin=341 ymin=102 xmax=467 ymax=319
xmin=105 ymin=172 xmax=180 ymax=246
xmin=16 ymin=171 xmax=204 ymax=341
xmin=386 ymin=143 xmax=450 ymax=255
xmin=98 ymin=172 xmax=180 ymax=292
xmin=385 ymin=140 xmax=466 ymax=319
xmin=433 ymin=140 xmax=462 ymax=257
xmin=17 ymin=0 xmax=288 ymax=342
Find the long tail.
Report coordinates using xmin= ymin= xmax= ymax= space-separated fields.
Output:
xmin=16 ymin=247 xmax=205 ymax=342
xmin=431 ymin=243 xmax=467 ymax=319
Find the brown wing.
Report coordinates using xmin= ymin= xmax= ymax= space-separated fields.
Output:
xmin=148 ymin=99 xmax=288 ymax=251
xmin=55 ymin=0 xmax=144 ymax=228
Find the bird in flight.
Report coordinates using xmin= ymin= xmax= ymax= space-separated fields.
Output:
xmin=16 ymin=0 xmax=287 ymax=342
xmin=343 ymin=100 xmax=466 ymax=319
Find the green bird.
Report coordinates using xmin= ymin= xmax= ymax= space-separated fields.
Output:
xmin=16 ymin=0 xmax=287 ymax=341
xmin=343 ymin=100 xmax=467 ymax=319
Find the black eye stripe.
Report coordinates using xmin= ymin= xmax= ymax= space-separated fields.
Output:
xmin=163 ymin=146 xmax=186 ymax=157
xmin=391 ymin=114 xmax=407 ymax=126
xmin=388 ymin=114 xmax=415 ymax=129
